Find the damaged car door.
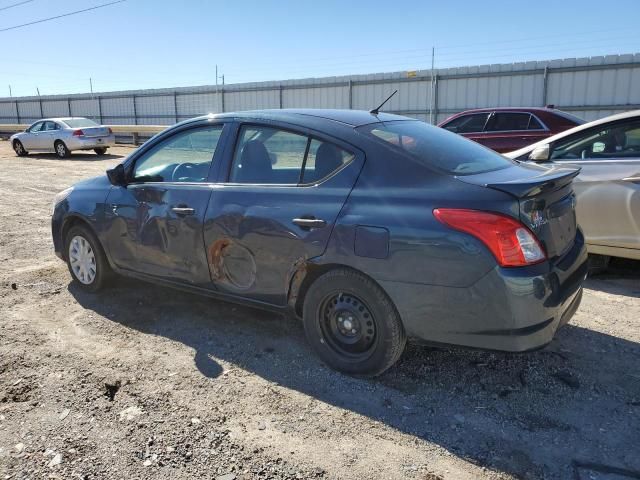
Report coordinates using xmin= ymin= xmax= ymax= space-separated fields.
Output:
xmin=203 ymin=122 xmax=364 ymax=305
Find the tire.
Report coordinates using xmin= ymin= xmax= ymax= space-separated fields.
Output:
xmin=64 ymin=225 xmax=112 ymax=292
xmin=94 ymin=147 xmax=107 ymax=155
xmin=13 ymin=140 xmax=28 ymax=157
xmin=588 ymin=254 xmax=610 ymax=276
xmin=302 ymin=268 xmax=406 ymax=377
xmin=54 ymin=140 xmax=70 ymax=158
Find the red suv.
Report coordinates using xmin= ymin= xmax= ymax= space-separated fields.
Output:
xmin=438 ymin=107 xmax=584 ymax=153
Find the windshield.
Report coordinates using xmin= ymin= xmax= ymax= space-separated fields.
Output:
xmin=359 ymin=120 xmax=514 ymax=175
xmin=62 ymin=118 xmax=99 ymax=128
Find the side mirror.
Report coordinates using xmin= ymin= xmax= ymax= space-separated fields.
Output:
xmin=529 ymin=144 xmax=550 ymax=162
xmin=106 ymin=164 xmax=127 ymax=186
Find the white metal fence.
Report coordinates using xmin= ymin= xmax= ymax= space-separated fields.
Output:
xmin=1 ymin=53 xmax=638 ymax=127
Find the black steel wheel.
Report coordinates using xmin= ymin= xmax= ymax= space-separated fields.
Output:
xmin=319 ymin=292 xmax=377 ymax=360
xmin=303 ymin=268 xmax=406 ymax=377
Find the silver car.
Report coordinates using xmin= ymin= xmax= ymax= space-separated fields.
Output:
xmin=506 ymin=110 xmax=640 ymax=265
xmin=10 ymin=117 xmax=115 ymax=158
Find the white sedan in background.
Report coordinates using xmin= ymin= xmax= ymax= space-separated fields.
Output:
xmin=10 ymin=117 xmax=115 ymax=158
xmin=506 ymin=110 xmax=640 ymax=270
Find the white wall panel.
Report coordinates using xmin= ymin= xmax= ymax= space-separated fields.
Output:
xmin=226 ymin=89 xmax=279 ymax=111
xmin=1 ymin=54 xmax=638 ymax=127
xmin=42 ymin=100 xmax=69 ymax=118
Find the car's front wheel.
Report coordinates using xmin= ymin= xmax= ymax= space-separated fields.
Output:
xmin=13 ymin=140 xmax=28 ymax=157
xmin=94 ymin=147 xmax=107 ymax=155
xmin=303 ymin=268 xmax=406 ymax=377
xmin=65 ymin=225 xmax=111 ymax=292
xmin=54 ymin=140 xmax=70 ymax=158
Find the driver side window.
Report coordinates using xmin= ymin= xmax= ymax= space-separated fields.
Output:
xmin=132 ymin=125 xmax=223 ymax=183
xmin=551 ymin=120 xmax=640 ymax=160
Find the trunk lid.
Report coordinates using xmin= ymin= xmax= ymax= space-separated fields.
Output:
xmin=457 ymin=163 xmax=580 ymax=258
xmin=80 ymin=126 xmax=110 ymax=137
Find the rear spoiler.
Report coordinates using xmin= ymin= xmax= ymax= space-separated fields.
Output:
xmin=457 ymin=164 xmax=580 ymax=198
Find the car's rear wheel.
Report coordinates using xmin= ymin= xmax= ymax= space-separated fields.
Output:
xmin=13 ymin=140 xmax=28 ymax=157
xmin=65 ymin=225 xmax=111 ymax=292
xmin=54 ymin=140 xmax=70 ymax=158
xmin=302 ymin=268 xmax=406 ymax=377
xmin=94 ymin=147 xmax=107 ymax=155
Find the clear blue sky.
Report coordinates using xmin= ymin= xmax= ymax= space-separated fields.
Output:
xmin=1 ymin=0 xmax=638 ymax=97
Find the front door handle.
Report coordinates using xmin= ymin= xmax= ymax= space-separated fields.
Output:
xmin=171 ymin=206 xmax=195 ymax=216
xmin=292 ymin=217 xmax=327 ymax=229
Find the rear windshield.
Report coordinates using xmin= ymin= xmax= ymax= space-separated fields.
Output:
xmin=359 ymin=120 xmax=514 ymax=175
xmin=62 ymin=118 xmax=99 ymax=128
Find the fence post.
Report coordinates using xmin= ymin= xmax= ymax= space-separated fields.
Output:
xmin=67 ymin=98 xmax=72 ymax=117
xmin=15 ymin=100 xmax=20 ymax=124
xmin=348 ymin=80 xmax=353 ymax=109
xmin=132 ymin=94 xmax=138 ymax=125
xmin=432 ymin=75 xmax=439 ymax=124
xmin=97 ymin=96 xmax=103 ymax=124
xmin=38 ymin=98 xmax=43 ymax=118
xmin=279 ymin=85 xmax=283 ymax=109
xmin=173 ymin=91 xmax=178 ymax=123
xmin=220 ymin=87 xmax=225 ymax=113
xmin=542 ymin=66 xmax=549 ymax=106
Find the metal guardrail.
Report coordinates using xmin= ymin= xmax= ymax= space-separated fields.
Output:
xmin=0 ymin=124 xmax=167 ymax=144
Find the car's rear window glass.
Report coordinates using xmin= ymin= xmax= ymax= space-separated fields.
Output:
xmin=63 ymin=118 xmax=99 ymax=128
xmin=360 ymin=120 xmax=514 ymax=175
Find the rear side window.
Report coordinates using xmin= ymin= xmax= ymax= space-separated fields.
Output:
xmin=442 ymin=113 xmax=489 ymax=133
xmin=487 ymin=113 xmax=537 ymax=132
xmin=43 ymin=121 xmax=59 ymax=131
xmin=230 ymin=125 xmax=353 ymax=185
xmin=361 ymin=120 xmax=513 ymax=175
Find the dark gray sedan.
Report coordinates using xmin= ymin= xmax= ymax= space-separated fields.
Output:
xmin=51 ymin=109 xmax=587 ymax=376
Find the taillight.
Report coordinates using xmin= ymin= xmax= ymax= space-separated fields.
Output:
xmin=72 ymin=129 xmax=84 ymax=136
xmin=433 ymin=208 xmax=546 ymax=267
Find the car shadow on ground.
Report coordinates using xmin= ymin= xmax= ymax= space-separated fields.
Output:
xmin=22 ymin=152 xmax=124 ymax=161
xmin=69 ymin=276 xmax=640 ymax=480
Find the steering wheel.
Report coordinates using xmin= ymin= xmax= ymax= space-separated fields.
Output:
xmin=172 ymin=162 xmax=197 ymax=181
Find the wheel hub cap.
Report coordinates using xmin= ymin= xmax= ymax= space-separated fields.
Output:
xmin=69 ymin=235 xmax=96 ymax=285
xmin=320 ymin=293 xmax=376 ymax=357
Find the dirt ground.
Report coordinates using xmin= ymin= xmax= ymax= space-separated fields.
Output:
xmin=0 ymin=140 xmax=639 ymax=480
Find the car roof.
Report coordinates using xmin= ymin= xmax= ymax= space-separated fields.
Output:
xmin=448 ymin=107 xmax=561 ymax=115
xmin=505 ymin=109 xmax=640 ymax=158
xmin=34 ymin=117 xmax=89 ymax=123
xmin=191 ymin=109 xmax=412 ymax=128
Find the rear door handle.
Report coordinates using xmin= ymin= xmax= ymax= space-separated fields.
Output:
xmin=292 ymin=217 xmax=327 ymax=229
xmin=171 ymin=206 xmax=195 ymax=216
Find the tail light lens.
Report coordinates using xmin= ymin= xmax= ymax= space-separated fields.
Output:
xmin=72 ymin=129 xmax=84 ymax=136
xmin=433 ymin=208 xmax=546 ymax=267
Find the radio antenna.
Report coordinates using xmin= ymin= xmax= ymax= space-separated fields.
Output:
xmin=370 ymin=90 xmax=398 ymax=115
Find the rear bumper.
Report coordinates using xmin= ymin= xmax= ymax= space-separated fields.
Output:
xmin=66 ymin=134 xmax=115 ymax=150
xmin=380 ymin=228 xmax=588 ymax=352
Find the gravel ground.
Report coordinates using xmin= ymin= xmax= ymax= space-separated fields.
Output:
xmin=0 ymin=140 xmax=639 ymax=480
